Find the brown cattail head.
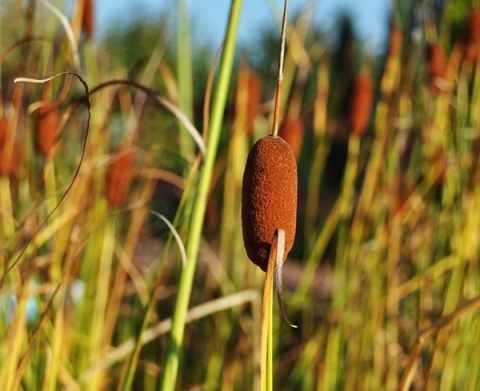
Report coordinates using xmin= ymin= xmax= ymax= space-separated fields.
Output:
xmin=0 ymin=118 xmax=10 ymax=176
xmin=464 ymin=9 xmax=480 ymax=63
xmin=236 ymin=70 xmax=262 ymax=133
xmin=348 ymin=75 xmax=374 ymax=136
xmin=246 ymin=72 xmax=261 ymax=132
xmin=34 ymin=103 xmax=61 ymax=158
xmin=105 ymin=147 xmax=134 ymax=207
xmin=427 ymin=43 xmax=445 ymax=84
xmin=0 ymin=117 xmax=7 ymax=146
xmin=0 ymin=118 xmax=23 ymax=177
xmin=279 ymin=117 xmax=304 ymax=160
xmin=388 ymin=25 xmax=403 ymax=58
xmin=241 ymin=136 xmax=297 ymax=271
xmin=81 ymin=0 xmax=94 ymax=40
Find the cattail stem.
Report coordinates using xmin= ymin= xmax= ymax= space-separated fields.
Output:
xmin=271 ymin=0 xmax=289 ymax=137
xmin=261 ymin=230 xmax=281 ymax=391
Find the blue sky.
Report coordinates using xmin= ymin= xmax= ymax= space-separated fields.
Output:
xmin=95 ymin=0 xmax=392 ymax=52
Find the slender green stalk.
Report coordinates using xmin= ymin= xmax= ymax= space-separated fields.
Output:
xmin=159 ymin=1 xmax=243 ymax=389
xmin=177 ymin=0 xmax=194 ymax=161
xmin=88 ymin=209 xmax=115 ymax=391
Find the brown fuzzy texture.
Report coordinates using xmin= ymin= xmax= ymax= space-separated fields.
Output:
xmin=105 ymin=147 xmax=134 ymax=207
xmin=241 ymin=136 xmax=297 ymax=271
xmin=35 ymin=103 xmax=60 ymax=158
xmin=348 ymin=75 xmax=374 ymax=136
xmin=279 ymin=117 xmax=304 ymax=160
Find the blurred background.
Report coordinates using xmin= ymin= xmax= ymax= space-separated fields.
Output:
xmin=2 ymin=0 xmax=480 ymax=390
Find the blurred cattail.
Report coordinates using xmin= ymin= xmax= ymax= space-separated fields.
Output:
xmin=241 ymin=136 xmax=297 ymax=271
xmin=246 ymin=73 xmax=261 ymax=132
xmin=0 ymin=118 xmax=10 ymax=176
xmin=426 ymin=43 xmax=445 ymax=90
xmin=348 ymin=75 xmax=374 ymax=136
xmin=81 ymin=0 xmax=94 ymax=40
xmin=236 ymin=70 xmax=262 ymax=133
xmin=279 ymin=117 xmax=304 ymax=160
xmin=34 ymin=103 xmax=61 ymax=158
xmin=387 ymin=23 xmax=403 ymax=58
xmin=105 ymin=147 xmax=134 ymax=207
xmin=0 ymin=117 xmax=7 ymax=146
xmin=464 ymin=8 xmax=480 ymax=63
xmin=0 ymin=118 xmax=23 ymax=177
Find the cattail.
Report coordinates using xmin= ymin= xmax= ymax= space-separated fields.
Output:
xmin=388 ymin=25 xmax=403 ymax=58
xmin=81 ymin=0 xmax=94 ymax=40
xmin=279 ymin=117 xmax=304 ymax=160
xmin=464 ymin=9 xmax=480 ymax=63
xmin=246 ymin=72 xmax=261 ymax=132
xmin=105 ymin=147 xmax=134 ymax=207
xmin=236 ymin=70 xmax=262 ymax=133
xmin=0 ymin=118 xmax=9 ymax=176
xmin=241 ymin=136 xmax=297 ymax=271
xmin=348 ymin=75 xmax=374 ymax=136
xmin=0 ymin=117 xmax=7 ymax=146
xmin=35 ymin=103 xmax=61 ymax=158
xmin=427 ymin=43 xmax=445 ymax=82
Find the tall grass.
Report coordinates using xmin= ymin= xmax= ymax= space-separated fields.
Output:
xmin=1 ymin=0 xmax=480 ymax=390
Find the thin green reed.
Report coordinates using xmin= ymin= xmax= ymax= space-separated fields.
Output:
xmin=160 ymin=1 xmax=243 ymax=389
xmin=176 ymin=0 xmax=195 ymax=162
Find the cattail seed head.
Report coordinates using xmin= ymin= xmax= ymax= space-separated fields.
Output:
xmin=236 ymin=70 xmax=262 ymax=133
xmin=0 ymin=118 xmax=10 ymax=176
xmin=241 ymin=136 xmax=297 ymax=271
xmin=105 ymin=147 xmax=134 ymax=207
xmin=348 ymin=75 xmax=374 ymax=136
xmin=81 ymin=0 xmax=94 ymax=40
xmin=246 ymin=72 xmax=261 ymax=132
xmin=0 ymin=117 xmax=7 ymax=146
xmin=427 ymin=43 xmax=445 ymax=83
xmin=0 ymin=118 xmax=22 ymax=177
xmin=279 ymin=117 xmax=304 ymax=160
xmin=388 ymin=25 xmax=403 ymax=58
xmin=34 ymin=103 xmax=61 ymax=158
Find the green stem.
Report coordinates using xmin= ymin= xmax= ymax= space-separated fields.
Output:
xmin=160 ymin=1 xmax=243 ymax=389
xmin=177 ymin=0 xmax=194 ymax=161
